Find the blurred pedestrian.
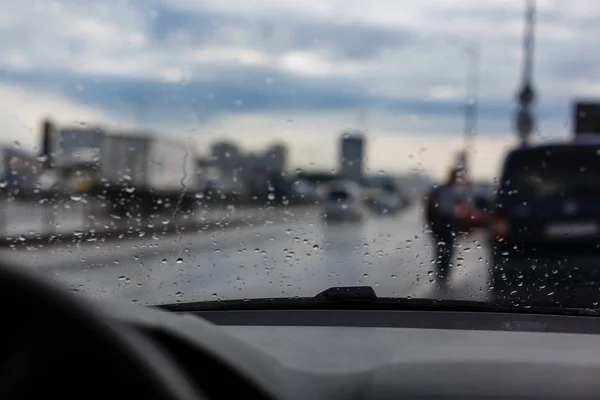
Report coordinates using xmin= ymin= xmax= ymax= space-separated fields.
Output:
xmin=425 ymin=167 xmax=469 ymax=281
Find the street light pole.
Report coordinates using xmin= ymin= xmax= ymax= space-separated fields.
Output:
xmin=464 ymin=44 xmax=479 ymax=149
xmin=515 ymin=0 xmax=536 ymax=146
xmin=459 ymin=43 xmax=479 ymax=177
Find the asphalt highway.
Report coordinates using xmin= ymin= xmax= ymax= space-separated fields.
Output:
xmin=0 ymin=205 xmax=496 ymax=306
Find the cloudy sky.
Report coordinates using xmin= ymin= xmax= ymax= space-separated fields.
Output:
xmin=0 ymin=0 xmax=598 ymax=180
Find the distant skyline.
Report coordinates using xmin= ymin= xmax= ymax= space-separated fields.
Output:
xmin=0 ymin=0 xmax=597 ymax=179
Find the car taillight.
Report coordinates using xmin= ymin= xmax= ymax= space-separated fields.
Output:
xmin=454 ymin=204 xmax=469 ymax=219
xmin=491 ymin=212 xmax=509 ymax=239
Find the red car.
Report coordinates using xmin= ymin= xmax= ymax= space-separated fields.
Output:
xmin=456 ymin=195 xmax=491 ymax=232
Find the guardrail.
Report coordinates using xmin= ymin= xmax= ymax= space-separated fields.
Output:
xmin=0 ymin=197 xmax=318 ymax=247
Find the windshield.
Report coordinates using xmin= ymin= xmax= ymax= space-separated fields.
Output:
xmin=1 ymin=0 xmax=598 ymax=311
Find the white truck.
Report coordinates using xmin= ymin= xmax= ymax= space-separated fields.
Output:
xmin=49 ymin=126 xmax=199 ymax=217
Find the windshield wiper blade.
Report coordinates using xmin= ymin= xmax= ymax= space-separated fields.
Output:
xmin=314 ymin=286 xmax=600 ymax=316
xmin=157 ymin=285 xmax=600 ymax=317
xmin=156 ymin=288 xmax=373 ymax=312
xmin=159 ymin=286 xmax=379 ymax=312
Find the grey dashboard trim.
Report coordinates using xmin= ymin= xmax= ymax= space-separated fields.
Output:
xmin=96 ymin=300 xmax=600 ymax=399
xmin=187 ymin=309 xmax=600 ymax=334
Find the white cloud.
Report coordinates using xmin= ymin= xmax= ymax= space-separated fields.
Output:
xmin=0 ymin=0 xmax=592 ymax=99
xmin=188 ymin=48 xmax=269 ymax=65
xmin=0 ymin=83 xmax=110 ymax=150
xmin=0 ymin=0 xmax=157 ymax=77
xmin=278 ymin=50 xmax=367 ymax=78
xmin=428 ymin=85 xmax=463 ymax=101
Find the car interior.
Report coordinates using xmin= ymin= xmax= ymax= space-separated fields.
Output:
xmin=3 ymin=261 xmax=600 ymax=400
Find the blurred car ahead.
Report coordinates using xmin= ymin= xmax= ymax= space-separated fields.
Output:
xmin=291 ymin=179 xmax=321 ymax=204
xmin=362 ymin=174 xmax=408 ymax=215
xmin=457 ymin=193 xmax=492 ymax=232
xmin=368 ymin=191 xmax=406 ymax=215
xmin=490 ymin=141 xmax=600 ymax=300
xmin=321 ymin=180 xmax=365 ymax=223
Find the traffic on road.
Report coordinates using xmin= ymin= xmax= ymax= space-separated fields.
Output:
xmin=6 ymin=116 xmax=600 ymax=310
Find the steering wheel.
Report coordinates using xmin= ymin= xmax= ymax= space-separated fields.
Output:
xmin=0 ymin=262 xmax=206 ymax=400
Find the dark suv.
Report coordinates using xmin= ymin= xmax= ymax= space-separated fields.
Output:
xmin=489 ymin=143 xmax=600 ymax=302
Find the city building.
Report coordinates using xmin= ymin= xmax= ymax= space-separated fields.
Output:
xmin=339 ymin=132 xmax=365 ymax=182
xmin=211 ymin=141 xmax=241 ymax=176
xmin=240 ymin=153 xmax=269 ymax=197
xmin=263 ymin=143 xmax=287 ymax=174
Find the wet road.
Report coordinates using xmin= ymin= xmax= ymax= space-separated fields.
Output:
xmin=0 ymin=205 xmax=495 ymax=306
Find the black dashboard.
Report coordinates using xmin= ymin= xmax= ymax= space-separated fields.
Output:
xmin=100 ymin=300 xmax=600 ymax=399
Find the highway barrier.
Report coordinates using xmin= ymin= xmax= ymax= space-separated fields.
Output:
xmin=0 ymin=197 xmax=318 ymax=248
